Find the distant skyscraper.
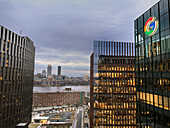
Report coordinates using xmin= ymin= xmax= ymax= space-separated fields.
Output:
xmin=47 ymin=64 xmax=52 ymax=77
xmin=83 ymin=74 xmax=89 ymax=81
xmin=58 ymin=66 xmax=61 ymax=76
xmin=135 ymin=0 xmax=170 ymax=127
xmin=90 ymin=41 xmax=136 ymax=127
xmin=37 ymin=73 xmax=42 ymax=79
xmin=0 ymin=25 xmax=35 ymax=127
xmin=42 ymin=69 xmax=46 ymax=78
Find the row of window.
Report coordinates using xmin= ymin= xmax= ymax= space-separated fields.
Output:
xmin=0 ymin=26 xmax=35 ymax=127
xmin=99 ymin=58 xmax=135 ymax=65
xmin=94 ymin=86 xmax=135 ymax=93
xmin=136 ymin=37 xmax=170 ymax=59
xmin=99 ymin=72 xmax=135 ymax=79
xmin=0 ymin=26 xmax=34 ymax=50
xmin=137 ymin=104 xmax=169 ymax=127
xmin=35 ymin=94 xmax=80 ymax=98
xmin=99 ymin=66 xmax=135 ymax=72
xmin=136 ymin=78 xmax=169 ymax=87
xmin=96 ymin=79 xmax=135 ymax=87
xmin=136 ymin=60 xmax=170 ymax=72
xmin=0 ymin=39 xmax=34 ymax=58
xmin=137 ymin=91 xmax=169 ymax=110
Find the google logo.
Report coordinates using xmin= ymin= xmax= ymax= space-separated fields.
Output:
xmin=144 ymin=17 xmax=158 ymax=36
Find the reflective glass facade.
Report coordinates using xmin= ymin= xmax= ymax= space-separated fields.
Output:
xmin=0 ymin=25 xmax=35 ymax=128
xmin=90 ymin=41 xmax=136 ymax=128
xmin=58 ymin=66 xmax=61 ymax=76
xmin=135 ymin=0 xmax=170 ymax=127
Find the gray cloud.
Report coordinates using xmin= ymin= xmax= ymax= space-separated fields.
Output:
xmin=0 ymin=0 xmax=159 ymax=76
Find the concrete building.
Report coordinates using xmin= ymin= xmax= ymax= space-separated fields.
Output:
xmin=47 ymin=64 xmax=52 ymax=77
xmin=0 ymin=25 xmax=35 ymax=128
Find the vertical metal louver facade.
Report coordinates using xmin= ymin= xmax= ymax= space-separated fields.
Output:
xmin=0 ymin=25 xmax=35 ymax=128
xmin=90 ymin=41 xmax=136 ymax=128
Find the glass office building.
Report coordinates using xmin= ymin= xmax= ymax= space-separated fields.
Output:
xmin=90 ymin=41 xmax=136 ymax=128
xmin=0 ymin=25 xmax=35 ymax=128
xmin=58 ymin=66 xmax=61 ymax=76
xmin=135 ymin=0 xmax=170 ymax=127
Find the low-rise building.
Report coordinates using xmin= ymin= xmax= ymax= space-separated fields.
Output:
xmin=33 ymin=92 xmax=85 ymax=107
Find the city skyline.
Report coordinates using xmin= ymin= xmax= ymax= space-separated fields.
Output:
xmin=0 ymin=0 xmax=159 ymax=77
xmin=0 ymin=0 xmax=169 ymax=127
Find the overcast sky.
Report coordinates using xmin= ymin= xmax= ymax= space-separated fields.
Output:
xmin=0 ymin=0 xmax=159 ymax=77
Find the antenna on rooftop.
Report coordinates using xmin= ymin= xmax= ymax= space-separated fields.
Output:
xmin=20 ymin=30 xmax=22 ymax=36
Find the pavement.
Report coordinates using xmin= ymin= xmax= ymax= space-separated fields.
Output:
xmin=72 ymin=107 xmax=83 ymax=128
xmin=76 ymin=109 xmax=82 ymax=128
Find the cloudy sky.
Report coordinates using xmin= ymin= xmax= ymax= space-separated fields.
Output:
xmin=0 ymin=0 xmax=159 ymax=77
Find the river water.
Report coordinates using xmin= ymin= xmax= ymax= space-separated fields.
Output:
xmin=33 ymin=85 xmax=90 ymax=93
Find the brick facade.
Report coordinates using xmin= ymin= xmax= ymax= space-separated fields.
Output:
xmin=33 ymin=92 xmax=85 ymax=107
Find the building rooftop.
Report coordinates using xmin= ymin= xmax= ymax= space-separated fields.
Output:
xmin=34 ymin=117 xmax=49 ymax=120
xmin=16 ymin=123 xmax=28 ymax=126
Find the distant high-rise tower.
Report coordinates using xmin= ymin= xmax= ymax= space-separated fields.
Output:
xmin=90 ymin=41 xmax=136 ymax=127
xmin=47 ymin=64 xmax=52 ymax=77
xmin=0 ymin=25 xmax=35 ymax=128
xmin=58 ymin=66 xmax=61 ymax=76
xmin=83 ymin=74 xmax=89 ymax=81
xmin=42 ymin=70 xmax=46 ymax=78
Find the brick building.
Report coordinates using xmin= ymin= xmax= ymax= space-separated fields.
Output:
xmin=33 ymin=92 xmax=85 ymax=107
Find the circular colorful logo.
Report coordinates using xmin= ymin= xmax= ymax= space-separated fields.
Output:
xmin=144 ymin=17 xmax=158 ymax=36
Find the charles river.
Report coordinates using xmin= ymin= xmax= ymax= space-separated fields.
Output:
xmin=33 ymin=85 xmax=90 ymax=93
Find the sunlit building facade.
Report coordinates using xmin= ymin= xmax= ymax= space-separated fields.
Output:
xmin=90 ymin=41 xmax=136 ymax=128
xmin=135 ymin=0 xmax=170 ymax=127
xmin=0 ymin=25 xmax=35 ymax=127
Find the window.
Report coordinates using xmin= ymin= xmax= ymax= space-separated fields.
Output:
xmin=159 ymin=95 xmax=163 ymax=108
xmin=161 ymin=37 xmax=166 ymax=54
xmin=164 ymin=96 xmax=168 ymax=109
